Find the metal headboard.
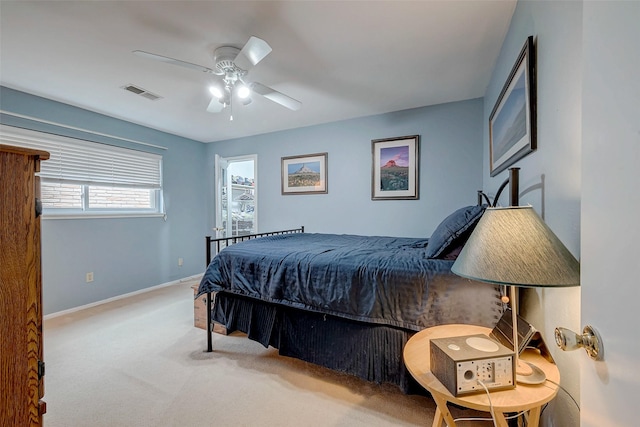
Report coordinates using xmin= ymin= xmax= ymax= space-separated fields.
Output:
xmin=477 ymin=167 xmax=520 ymax=207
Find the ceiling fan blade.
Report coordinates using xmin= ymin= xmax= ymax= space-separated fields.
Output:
xmin=206 ymin=97 xmax=226 ymax=113
xmin=233 ymin=36 xmax=272 ymax=71
xmin=133 ymin=50 xmax=217 ymax=74
xmin=251 ymin=82 xmax=302 ymax=111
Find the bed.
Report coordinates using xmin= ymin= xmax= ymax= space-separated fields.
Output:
xmin=196 ymin=169 xmax=520 ymax=393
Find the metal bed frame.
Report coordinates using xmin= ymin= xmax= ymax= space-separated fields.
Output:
xmin=203 ymin=226 xmax=305 ymax=352
xmin=478 ymin=167 xmax=520 ymax=207
xmin=199 ymin=167 xmax=521 ymax=354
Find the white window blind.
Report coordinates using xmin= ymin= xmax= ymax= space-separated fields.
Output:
xmin=0 ymin=124 xmax=162 ymax=189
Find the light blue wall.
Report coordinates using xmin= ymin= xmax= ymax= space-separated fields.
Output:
xmin=206 ymin=99 xmax=485 ymax=238
xmin=2 ymin=87 xmax=485 ymax=313
xmin=1 ymin=87 xmax=208 ymax=315
xmin=483 ymin=2 xmax=583 ymax=426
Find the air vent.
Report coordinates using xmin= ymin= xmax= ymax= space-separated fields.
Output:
xmin=122 ymin=84 xmax=162 ymax=101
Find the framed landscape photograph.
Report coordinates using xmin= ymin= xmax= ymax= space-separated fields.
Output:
xmin=489 ymin=35 xmax=537 ymax=177
xmin=281 ymin=152 xmax=328 ymax=195
xmin=371 ymin=135 xmax=419 ymax=200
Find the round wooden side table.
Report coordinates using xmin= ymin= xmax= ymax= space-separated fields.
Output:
xmin=403 ymin=324 xmax=560 ymax=427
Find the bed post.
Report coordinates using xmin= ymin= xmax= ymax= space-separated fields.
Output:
xmin=205 ymin=235 xmax=213 ymax=353
xmin=509 ymin=167 xmax=520 ymax=207
xmin=206 ymin=235 xmax=212 ymax=267
xmin=205 ymin=292 xmax=213 ymax=352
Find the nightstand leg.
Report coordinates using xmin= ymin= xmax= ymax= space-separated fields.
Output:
xmin=432 ymin=407 xmax=444 ymax=427
xmin=493 ymin=412 xmax=510 ymax=427
xmin=432 ymin=395 xmax=457 ymax=427
xmin=526 ymin=406 xmax=542 ymax=427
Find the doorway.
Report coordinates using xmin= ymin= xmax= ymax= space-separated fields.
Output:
xmin=215 ymin=154 xmax=257 ymax=238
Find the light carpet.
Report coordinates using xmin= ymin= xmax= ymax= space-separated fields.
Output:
xmin=42 ymin=278 xmax=486 ymax=426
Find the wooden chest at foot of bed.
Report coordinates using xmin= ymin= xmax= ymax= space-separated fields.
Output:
xmin=192 ymin=284 xmax=227 ymax=334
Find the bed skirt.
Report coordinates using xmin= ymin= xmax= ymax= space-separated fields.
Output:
xmin=212 ymin=292 xmax=425 ymax=394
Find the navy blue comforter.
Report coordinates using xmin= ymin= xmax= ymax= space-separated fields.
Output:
xmin=197 ymin=233 xmax=479 ymax=331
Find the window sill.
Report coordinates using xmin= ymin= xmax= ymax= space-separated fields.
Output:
xmin=42 ymin=213 xmax=166 ymax=220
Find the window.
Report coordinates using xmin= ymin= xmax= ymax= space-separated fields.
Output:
xmin=1 ymin=125 xmax=163 ymax=217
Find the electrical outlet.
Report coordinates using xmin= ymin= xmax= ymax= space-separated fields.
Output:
xmin=86 ymin=272 xmax=94 ymax=283
xmin=178 ymin=258 xmax=184 ymax=267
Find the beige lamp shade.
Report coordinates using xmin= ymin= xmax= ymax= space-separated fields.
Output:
xmin=451 ymin=206 xmax=580 ymax=288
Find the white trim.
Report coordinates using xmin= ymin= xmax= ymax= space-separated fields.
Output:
xmin=0 ymin=110 xmax=168 ymax=150
xmin=42 ymin=213 xmax=166 ymax=220
xmin=43 ymin=274 xmax=203 ymax=320
xmin=215 ymin=154 xmax=258 ymax=235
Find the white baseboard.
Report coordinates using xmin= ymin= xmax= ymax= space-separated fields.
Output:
xmin=44 ymin=273 xmax=203 ymax=320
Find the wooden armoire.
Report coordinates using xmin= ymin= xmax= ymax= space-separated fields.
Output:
xmin=1 ymin=144 xmax=49 ymax=426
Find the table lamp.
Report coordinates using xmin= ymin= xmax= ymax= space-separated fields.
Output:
xmin=451 ymin=206 xmax=580 ymax=384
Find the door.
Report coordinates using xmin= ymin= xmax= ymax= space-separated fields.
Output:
xmin=581 ymin=3 xmax=638 ymax=426
xmin=215 ymin=154 xmax=257 ymax=237
xmin=214 ymin=155 xmax=230 ymax=238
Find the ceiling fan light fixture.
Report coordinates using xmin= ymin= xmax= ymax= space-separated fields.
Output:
xmin=236 ymin=84 xmax=251 ymax=99
xmin=209 ymin=84 xmax=224 ymax=99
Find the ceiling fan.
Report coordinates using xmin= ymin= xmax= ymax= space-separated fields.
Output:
xmin=133 ymin=36 xmax=301 ymax=120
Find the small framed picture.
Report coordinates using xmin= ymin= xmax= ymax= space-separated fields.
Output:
xmin=281 ymin=152 xmax=328 ymax=195
xmin=489 ymin=36 xmax=537 ymax=177
xmin=371 ymin=135 xmax=419 ymax=200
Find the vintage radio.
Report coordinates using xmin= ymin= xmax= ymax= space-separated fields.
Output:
xmin=430 ymin=334 xmax=515 ymax=396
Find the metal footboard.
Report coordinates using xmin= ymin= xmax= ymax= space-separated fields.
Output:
xmin=203 ymin=226 xmax=304 ymax=352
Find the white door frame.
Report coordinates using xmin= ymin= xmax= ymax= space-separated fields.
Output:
xmin=215 ymin=154 xmax=258 ymax=237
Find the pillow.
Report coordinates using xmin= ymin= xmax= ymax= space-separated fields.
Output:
xmin=425 ymin=205 xmax=486 ymax=259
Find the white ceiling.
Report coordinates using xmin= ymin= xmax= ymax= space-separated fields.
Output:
xmin=0 ymin=1 xmax=516 ymax=143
